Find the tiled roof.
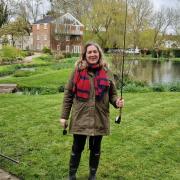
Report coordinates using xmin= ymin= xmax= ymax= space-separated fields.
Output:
xmin=34 ymin=16 xmax=55 ymax=24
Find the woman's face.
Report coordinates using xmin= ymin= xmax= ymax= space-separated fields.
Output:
xmin=86 ymin=45 xmax=100 ymax=65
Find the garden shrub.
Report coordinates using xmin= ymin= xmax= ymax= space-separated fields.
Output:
xmin=63 ymin=52 xmax=72 ymax=58
xmin=123 ymin=83 xmax=151 ymax=92
xmin=39 ymin=55 xmax=53 ymax=62
xmin=152 ymin=84 xmax=165 ymax=92
xmin=54 ymin=53 xmax=65 ymax=60
xmin=161 ymin=49 xmax=170 ymax=58
xmin=151 ymin=49 xmax=162 ymax=58
xmin=19 ymin=86 xmax=59 ymax=95
xmin=42 ymin=47 xmax=52 ymax=54
xmin=72 ymin=53 xmax=80 ymax=57
xmin=172 ymin=49 xmax=180 ymax=57
xmin=13 ymin=70 xmax=36 ymax=77
xmin=0 ymin=67 xmax=17 ymax=76
xmin=58 ymin=85 xmax=64 ymax=92
xmin=2 ymin=46 xmax=21 ymax=58
xmin=168 ymin=82 xmax=180 ymax=92
xmin=140 ymin=49 xmax=151 ymax=55
xmin=22 ymin=50 xmax=34 ymax=57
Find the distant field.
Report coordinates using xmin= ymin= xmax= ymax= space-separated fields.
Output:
xmin=0 ymin=92 xmax=179 ymax=179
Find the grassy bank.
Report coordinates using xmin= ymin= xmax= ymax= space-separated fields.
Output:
xmin=0 ymin=92 xmax=179 ymax=179
xmin=0 ymin=54 xmax=179 ymax=94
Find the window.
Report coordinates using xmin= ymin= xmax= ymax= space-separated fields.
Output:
xmin=55 ymin=27 xmax=57 ymax=33
xmin=37 ymin=24 xmax=40 ymax=30
xmin=76 ymin=26 xmax=81 ymax=31
xmin=37 ymin=43 xmax=40 ymax=50
xmin=73 ymin=45 xmax=80 ymax=53
xmin=76 ymin=36 xmax=80 ymax=41
xmin=41 ymin=44 xmax=43 ymax=50
xmin=57 ymin=45 xmax=60 ymax=51
xmin=44 ymin=35 xmax=47 ymax=41
xmin=64 ymin=24 xmax=70 ymax=33
xmin=66 ymin=36 xmax=70 ymax=41
xmin=66 ymin=45 xmax=70 ymax=53
xmin=44 ymin=23 xmax=47 ymax=29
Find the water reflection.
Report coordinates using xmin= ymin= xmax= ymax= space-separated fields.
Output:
xmin=128 ymin=60 xmax=180 ymax=84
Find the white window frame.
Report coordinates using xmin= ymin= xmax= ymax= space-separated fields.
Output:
xmin=41 ymin=44 xmax=43 ymax=50
xmin=73 ymin=45 xmax=80 ymax=53
xmin=57 ymin=45 xmax=60 ymax=51
xmin=37 ymin=24 xmax=40 ymax=30
xmin=66 ymin=36 xmax=70 ymax=41
xmin=66 ymin=45 xmax=70 ymax=53
xmin=44 ymin=23 xmax=48 ymax=29
xmin=76 ymin=26 xmax=81 ymax=31
xmin=44 ymin=35 xmax=47 ymax=41
xmin=37 ymin=43 xmax=40 ymax=50
xmin=37 ymin=35 xmax=40 ymax=40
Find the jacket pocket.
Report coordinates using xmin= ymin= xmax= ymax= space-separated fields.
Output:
xmin=71 ymin=99 xmax=89 ymax=128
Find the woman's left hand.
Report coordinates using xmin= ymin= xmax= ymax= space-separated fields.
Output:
xmin=116 ymin=98 xmax=124 ymax=108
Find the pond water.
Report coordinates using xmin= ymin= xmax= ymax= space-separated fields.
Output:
xmin=128 ymin=60 xmax=180 ymax=84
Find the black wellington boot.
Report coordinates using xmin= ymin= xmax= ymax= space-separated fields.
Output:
xmin=88 ymin=151 xmax=100 ymax=180
xmin=69 ymin=152 xmax=81 ymax=180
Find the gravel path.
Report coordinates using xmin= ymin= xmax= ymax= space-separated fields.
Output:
xmin=0 ymin=169 xmax=19 ymax=180
xmin=23 ymin=52 xmax=42 ymax=63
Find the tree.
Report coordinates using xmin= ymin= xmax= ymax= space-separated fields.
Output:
xmin=82 ymin=0 xmax=125 ymax=49
xmin=172 ymin=2 xmax=180 ymax=35
xmin=17 ymin=0 xmax=43 ymax=23
xmin=139 ymin=29 xmax=155 ymax=49
xmin=151 ymin=7 xmax=176 ymax=48
xmin=0 ymin=17 xmax=31 ymax=46
xmin=49 ymin=0 xmax=90 ymax=20
xmin=0 ymin=0 xmax=8 ymax=27
xmin=128 ymin=0 xmax=153 ymax=48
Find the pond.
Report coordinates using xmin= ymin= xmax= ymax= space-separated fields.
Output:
xmin=128 ymin=60 xmax=180 ymax=85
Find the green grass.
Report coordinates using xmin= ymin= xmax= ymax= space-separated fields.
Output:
xmin=0 ymin=55 xmax=76 ymax=77
xmin=0 ymin=92 xmax=179 ymax=179
xmin=0 ymin=68 xmax=72 ymax=89
xmin=0 ymin=55 xmax=76 ymax=94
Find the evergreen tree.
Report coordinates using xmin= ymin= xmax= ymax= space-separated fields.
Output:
xmin=0 ymin=0 xmax=8 ymax=27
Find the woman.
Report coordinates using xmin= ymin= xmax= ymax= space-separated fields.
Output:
xmin=60 ymin=42 xmax=124 ymax=180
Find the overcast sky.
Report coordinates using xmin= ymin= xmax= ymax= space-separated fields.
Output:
xmin=151 ymin=0 xmax=179 ymax=10
xmin=43 ymin=0 xmax=180 ymax=12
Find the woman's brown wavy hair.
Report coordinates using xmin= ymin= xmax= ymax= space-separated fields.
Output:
xmin=75 ymin=42 xmax=108 ymax=70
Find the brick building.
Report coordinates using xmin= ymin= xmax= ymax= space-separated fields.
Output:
xmin=32 ymin=13 xmax=84 ymax=53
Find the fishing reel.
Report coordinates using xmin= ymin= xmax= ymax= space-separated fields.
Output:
xmin=63 ymin=129 xmax=67 ymax=135
xmin=115 ymin=107 xmax=122 ymax=124
xmin=115 ymin=115 xmax=121 ymax=124
xmin=63 ymin=123 xmax=68 ymax=135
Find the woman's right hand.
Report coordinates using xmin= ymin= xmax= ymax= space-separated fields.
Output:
xmin=59 ymin=118 xmax=68 ymax=129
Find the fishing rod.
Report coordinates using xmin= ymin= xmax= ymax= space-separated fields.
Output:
xmin=115 ymin=0 xmax=128 ymax=124
xmin=0 ymin=153 xmax=19 ymax=164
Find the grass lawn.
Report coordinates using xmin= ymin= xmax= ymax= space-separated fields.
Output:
xmin=0 ymin=68 xmax=72 ymax=89
xmin=0 ymin=92 xmax=179 ymax=179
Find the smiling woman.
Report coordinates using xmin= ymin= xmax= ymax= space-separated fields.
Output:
xmin=59 ymin=41 xmax=124 ymax=179
xmin=86 ymin=45 xmax=100 ymax=65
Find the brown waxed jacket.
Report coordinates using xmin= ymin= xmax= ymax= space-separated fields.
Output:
xmin=61 ymin=67 xmax=118 ymax=136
